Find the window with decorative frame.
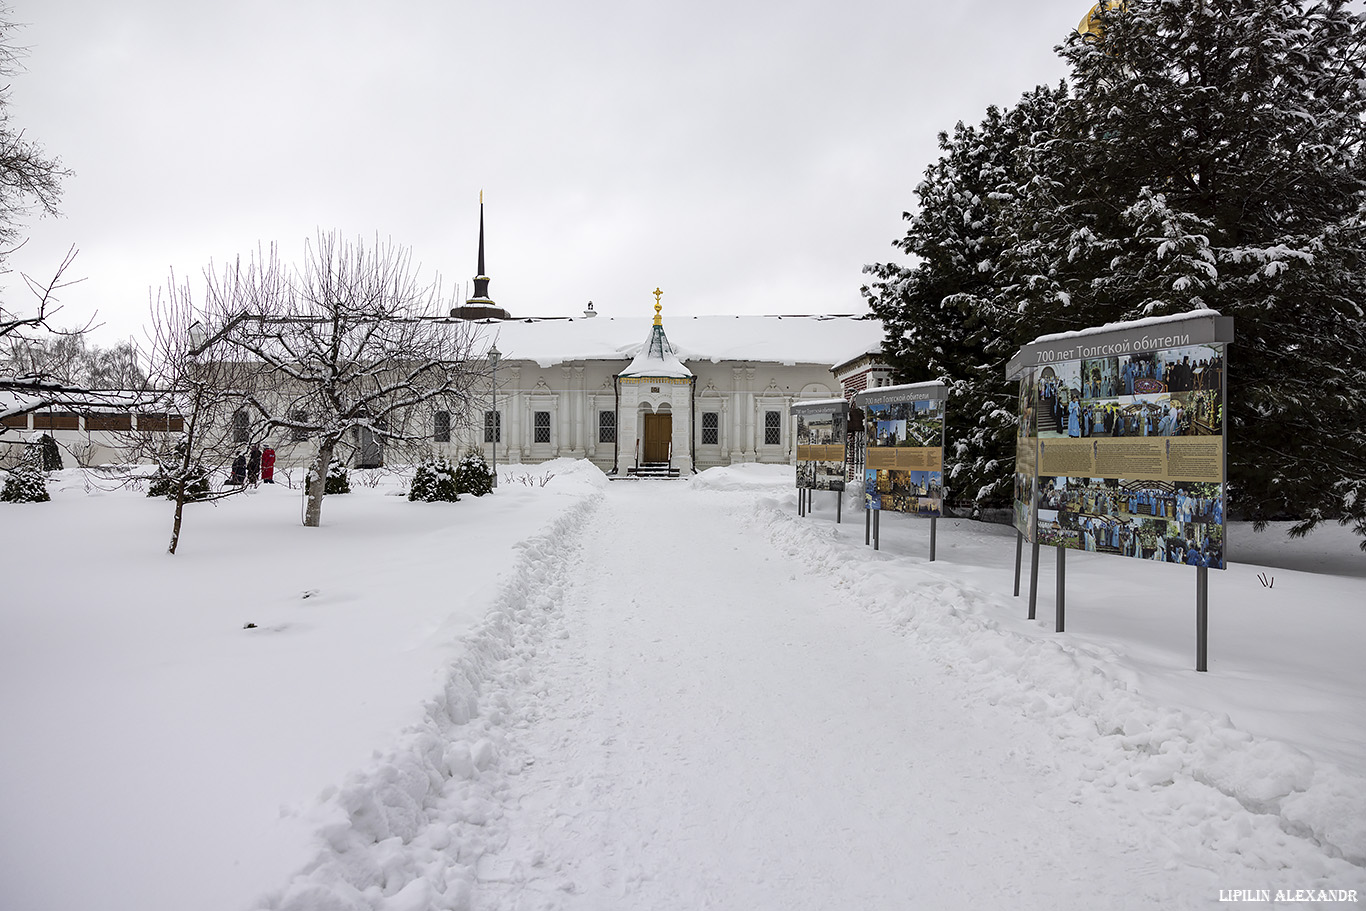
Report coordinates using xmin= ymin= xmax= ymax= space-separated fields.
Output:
xmin=701 ymin=411 xmax=719 ymax=445
xmin=484 ymin=410 xmax=501 ymax=443
xmin=434 ymin=410 xmax=451 ymax=443
xmin=534 ymin=411 xmax=551 ymax=444
xmin=289 ymin=410 xmax=309 ymax=442
xmin=764 ymin=410 xmax=781 ymax=446
xmin=598 ymin=410 xmax=616 ymax=443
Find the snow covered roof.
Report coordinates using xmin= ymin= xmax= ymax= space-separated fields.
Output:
xmin=479 ymin=315 xmax=883 ymax=370
xmin=619 ymin=320 xmax=692 ymax=379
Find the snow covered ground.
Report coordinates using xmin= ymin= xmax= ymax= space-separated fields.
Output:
xmin=1 ymin=461 xmax=1363 ymax=910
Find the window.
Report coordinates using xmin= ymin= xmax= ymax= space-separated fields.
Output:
xmin=702 ymin=411 xmax=719 ymax=445
xmin=598 ymin=410 xmax=616 ymax=443
xmin=434 ymin=410 xmax=451 ymax=443
xmin=534 ymin=411 xmax=551 ymax=444
xmin=290 ymin=411 xmax=309 ymax=442
xmin=764 ymin=410 xmax=781 ymax=446
xmin=232 ymin=408 xmax=250 ymax=443
xmin=484 ymin=410 xmax=501 ymax=443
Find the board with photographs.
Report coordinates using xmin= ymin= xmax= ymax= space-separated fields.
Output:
xmin=792 ymin=399 xmax=849 ymax=492
xmin=1007 ymin=313 xmax=1234 ymax=570
xmin=854 ymin=382 xmax=947 ymax=518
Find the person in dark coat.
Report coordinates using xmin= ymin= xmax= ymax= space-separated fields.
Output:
xmin=260 ymin=447 xmax=276 ymax=484
xmin=247 ymin=444 xmax=262 ymax=484
xmin=229 ymin=453 xmax=247 ymax=486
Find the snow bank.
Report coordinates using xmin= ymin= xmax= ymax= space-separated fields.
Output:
xmin=688 ymin=463 xmax=793 ymax=491
xmin=742 ymin=498 xmax=1366 ymax=879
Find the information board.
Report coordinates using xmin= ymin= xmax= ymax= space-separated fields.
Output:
xmin=855 ymin=382 xmax=946 ymax=517
xmin=1009 ymin=313 xmax=1233 ymax=569
xmin=792 ymin=399 xmax=848 ymax=492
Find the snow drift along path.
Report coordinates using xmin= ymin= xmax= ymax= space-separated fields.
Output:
xmin=262 ymin=478 xmax=1364 ymax=910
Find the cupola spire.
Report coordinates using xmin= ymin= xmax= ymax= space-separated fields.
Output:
xmin=450 ymin=192 xmax=512 ymax=320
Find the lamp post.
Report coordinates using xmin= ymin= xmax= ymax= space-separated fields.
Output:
xmin=488 ymin=343 xmax=500 ymax=489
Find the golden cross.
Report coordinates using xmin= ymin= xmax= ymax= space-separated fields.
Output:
xmin=653 ymin=287 xmax=663 ymax=305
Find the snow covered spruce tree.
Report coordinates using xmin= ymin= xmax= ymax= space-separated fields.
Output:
xmin=204 ymin=232 xmax=485 ymax=527
xmin=0 ymin=445 xmax=49 ymax=503
xmin=1048 ymin=0 xmax=1366 ymax=540
xmin=863 ymin=85 xmax=1070 ymax=511
xmin=456 ymin=449 xmax=494 ymax=497
xmin=408 ymin=455 xmax=459 ymax=502
xmin=868 ymin=0 xmax=1366 ymax=543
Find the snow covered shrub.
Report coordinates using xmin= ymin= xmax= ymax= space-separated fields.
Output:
xmin=146 ymin=467 xmax=211 ymax=502
xmin=1 ymin=449 xmax=50 ymax=503
xmin=326 ymin=459 xmax=351 ymax=494
xmin=38 ymin=433 xmax=62 ymax=472
xmin=305 ymin=457 xmax=351 ymax=495
xmin=325 ymin=459 xmax=350 ymax=494
xmin=456 ymin=450 xmax=494 ymax=497
xmin=408 ymin=456 xmax=460 ymax=502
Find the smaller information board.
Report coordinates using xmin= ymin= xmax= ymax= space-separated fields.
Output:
xmin=791 ymin=398 xmax=849 ymax=492
xmin=854 ymin=382 xmax=947 ymax=517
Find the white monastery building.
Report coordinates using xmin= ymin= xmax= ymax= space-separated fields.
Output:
xmin=453 ymin=202 xmax=884 ymax=477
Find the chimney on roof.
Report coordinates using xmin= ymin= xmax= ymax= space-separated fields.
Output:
xmin=584 ymin=301 xmax=597 ymax=318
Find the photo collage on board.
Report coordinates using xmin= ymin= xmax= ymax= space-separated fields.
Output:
xmin=863 ymin=396 xmax=944 ymax=516
xmin=795 ymin=410 xmax=847 ymax=491
xmin=1034 ymin=344 xmax=1224 ymax=442
xmin=1030 ymin=343 xmax=1226 ymax=568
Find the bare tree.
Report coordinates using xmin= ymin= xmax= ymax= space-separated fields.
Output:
xmin=202 ymin=232 xmax=487 ymax=527
xmin=0 ymin=246 xmax=93 ymax=433
xmin=117 ymin=272 xmax=260 ymax=554
xmin=0 ymin=10 xmax=81 ymax=415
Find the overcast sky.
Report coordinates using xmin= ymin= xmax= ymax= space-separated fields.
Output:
xmin=6 ymin=0 xmax=1102 ymax=346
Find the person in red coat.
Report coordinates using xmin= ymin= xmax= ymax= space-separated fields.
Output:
xmin=260 ymin=446 xmax=276 ymax=484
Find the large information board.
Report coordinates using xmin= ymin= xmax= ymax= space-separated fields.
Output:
xmin=855 ymin=382 xmax=946 ymax=517
xmin=1008 ymin=313 xmax=1233 ymax=569
xmin=792 ymin=398 xmax=848 ymax=492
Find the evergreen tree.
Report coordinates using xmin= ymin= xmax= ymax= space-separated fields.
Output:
xmin=324 ymin=459 xmax=351 ymax=495
xmin=409 ymin=456 xmax=460 ymax=502
xmin=867 ymin=0 xmax=1366 ymax=544
xmin=1049 ymin=0 xmax=1366 ymax=536
xmin=1 ymin=447 xmax=50 ymax=503
xmin=864 ymin=85 xmax=1069 ymax=509
xmin=456 ymin=450 xmax=494 ymax=497
xmin=37 ymin=433 xmax=62 ymax=471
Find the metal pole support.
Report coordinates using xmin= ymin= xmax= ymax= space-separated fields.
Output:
xmin=929 ymin=516 xmax=937 ymax=562
xmin=1056 ymin=544 xmax=1066 ymax=633
xmin=865 ymin=507 xmax=871 ymax=546
xmin=1028 ymin=537 xmax=1040 ymax=620
xmin=1013 ymin=531 xmax=1023 ymax=597
xmin=836 ymin=490 xmax=842 ymax=524
xmin=873 ymin=509 xmax=880 ymax=551
xmin=1196 ymin=565 xmax=1208 ymax=672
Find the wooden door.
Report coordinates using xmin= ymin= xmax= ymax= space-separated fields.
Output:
xmin=643 ymin=414 xmax=672 ymax=462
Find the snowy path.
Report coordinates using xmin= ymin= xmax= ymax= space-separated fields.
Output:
xmin=259 ymin=477 xmax=1364 ymax=911
xmin=474 ymin=483 xmax=1189 ymax=910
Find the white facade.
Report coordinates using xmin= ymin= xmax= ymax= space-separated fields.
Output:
xmin=465 ymin=312 xmax=883 ymax=475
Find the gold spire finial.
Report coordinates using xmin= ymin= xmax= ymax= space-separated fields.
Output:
xmin=480 ymin=189 xmax=483 ymax=205
xmin=652 ymin=287 xmax=663 ymax=325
